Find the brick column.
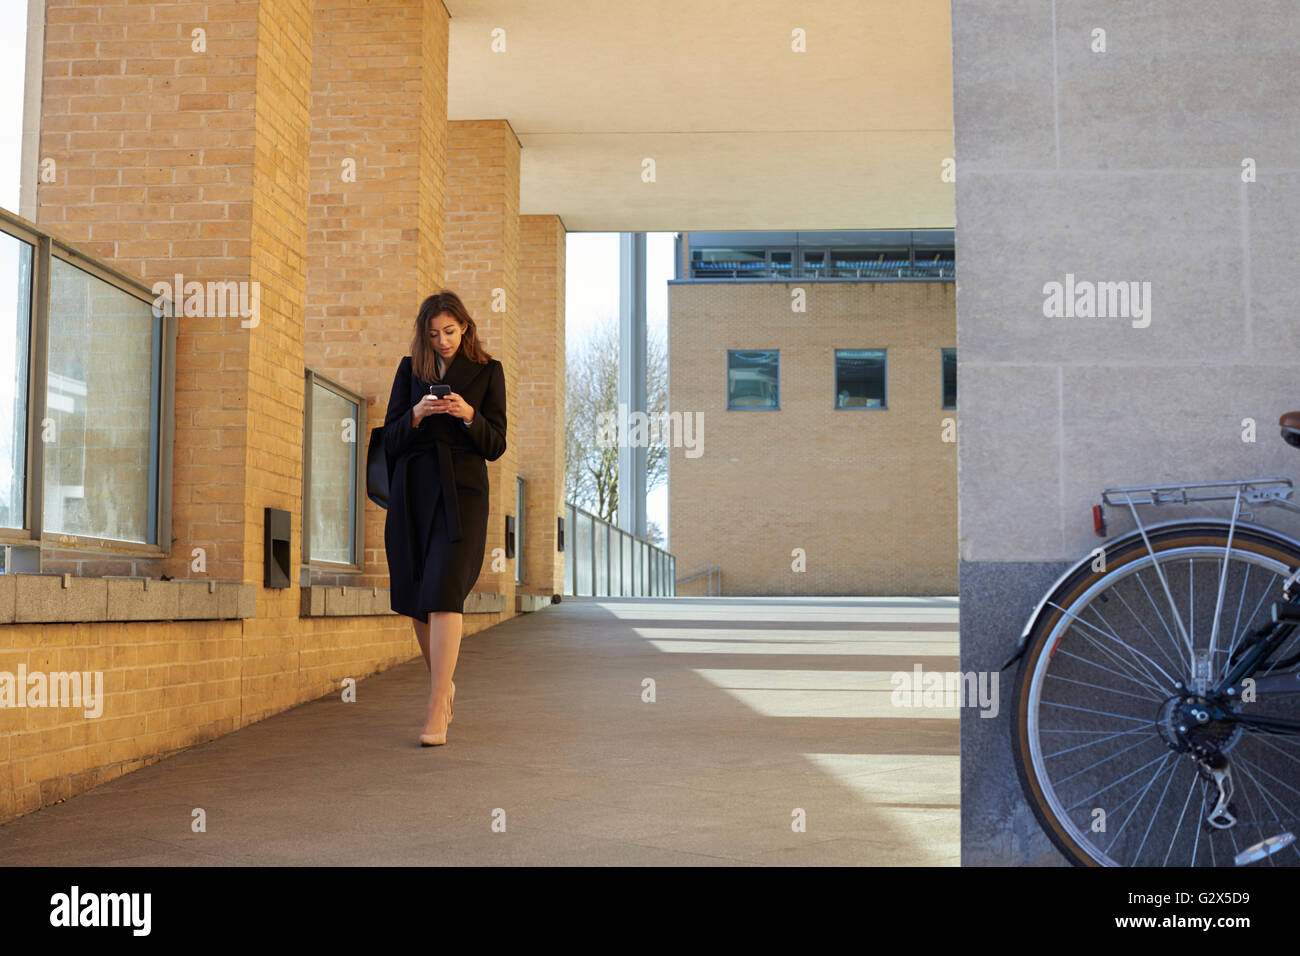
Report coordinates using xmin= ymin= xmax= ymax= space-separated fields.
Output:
xmin=443 ymin=120 xmax=520 ymax=609
xmin=305 ymin=0 xmax=449 ymax=587
xmin=518 ymin=214 xmax=566 ymax=596
xmin=37 ymin=0 xmax=313 ymax=600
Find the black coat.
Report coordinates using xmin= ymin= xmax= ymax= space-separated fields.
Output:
xmin=382 ymin=350 xmax=507 ymax=618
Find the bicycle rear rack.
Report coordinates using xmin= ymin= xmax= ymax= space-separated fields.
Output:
xmin=1094 ymin=477 xmax=1300 ymax=675
xmin=1100 ymin=477 xmax=1296 ymax=510
xmin=1096 ymin=478 xmax=1300 ymax=536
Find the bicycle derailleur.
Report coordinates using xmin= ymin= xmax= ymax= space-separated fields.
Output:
xmin=1155 ymin=691 xmax=1242 ymax=830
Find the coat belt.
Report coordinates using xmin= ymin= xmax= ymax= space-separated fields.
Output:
xmin=402 ymin=439 xmax=463 ymax=583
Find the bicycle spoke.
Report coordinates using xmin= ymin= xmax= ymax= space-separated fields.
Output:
xmin=1051 ymin=734 xmax=1164 ymax=789
xmin=1105 ymin=752 xmax=1175 ymax=857
xmin=1044 ymin=670 xmax=1164 ymax=705
xmin=1226 ymin=562 xmax=1253 ymax=662
xmin=1111 ymin=577 xmax=1186 ymax=682
xmin=1085 ymin=603 xmax=1175 ymax=695
xmin=1043 ymin=727 xmax=1155 ymax=760
xmin=1163 ymin=766 xmax=1200 ymax=866
xmin=1047 ymin=600 xmax=1177 ymax=692
xmin=1054 ymin=646 xmax=1169 ymax=701
xmin=1040 ymin=700 xmax=1149 ymax=723
xmin=1068 ymin=749 xmax=1173 ymax=812
xmin=1130 ymin=752 xmax=1182 ymax=865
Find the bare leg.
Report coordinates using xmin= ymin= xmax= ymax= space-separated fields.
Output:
xmin=422 ymin=610 xmax=464 ymax=736
xmin=412 ymin=616 xmax=431 ymax=672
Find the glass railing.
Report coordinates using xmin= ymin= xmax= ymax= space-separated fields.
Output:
xmin=562 ymin=501 xmax=675 ymax=597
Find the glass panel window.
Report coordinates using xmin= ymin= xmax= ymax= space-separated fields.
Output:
xmin=942 ymin=348 xmax=957 ymax=408
xmin=727 ymin=350 xmax=779 ymax=409
xmin=307 ymin=381 xmax=358 ymax=564
xmin=830 ymin=248 xmax=909 ymax=279
xmin=913 ymin=230 xmax=956 ymax=278
xmin=691 ymin=248 xmax=766 ymax=279
xmin=0 ymin=231 xmax=33 ymax=531
xmin=801 ymin=250 xmax=825 ymax=277
xmin=835 ymin=349 xmax=887 ymax=408
xmin=46 ymin=257 xmax=161 ymax=543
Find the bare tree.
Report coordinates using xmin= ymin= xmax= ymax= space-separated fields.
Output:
xmin=566 ymin=315 xmax=668 ymax=542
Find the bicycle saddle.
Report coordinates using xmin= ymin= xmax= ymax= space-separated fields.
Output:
xmin=1281 ymin=411 xmax=1300 ymax=448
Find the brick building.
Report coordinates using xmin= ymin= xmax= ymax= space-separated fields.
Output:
xmin=669 ymin=230 xmax=957 ymax=596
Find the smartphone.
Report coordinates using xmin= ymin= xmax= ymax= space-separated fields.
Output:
xmin=428 ymin=383 xmax=451 ymax=399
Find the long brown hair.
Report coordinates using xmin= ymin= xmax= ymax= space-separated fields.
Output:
xmin=409 ymin=290 xmax=494 ymax=382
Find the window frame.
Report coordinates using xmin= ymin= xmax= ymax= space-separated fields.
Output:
xmin=302 ymin=367 xmax=366 ymax=574
xmin=725 ymin=348 xmax=781 ymax=411
xmin=942 ymin=347 xmax=957 ymax=409
xmin=833 ymin=347 xmax=888 ymax=410
xmin=0 ymin=206 xmax=176 ymax=558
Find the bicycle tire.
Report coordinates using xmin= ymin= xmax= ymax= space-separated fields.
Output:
xmin=1012 ymin=523 xmax=1300 ymax=866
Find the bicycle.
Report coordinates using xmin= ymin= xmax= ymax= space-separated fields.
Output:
xmin=1007 ymin=412 xmax=1300 ymax=866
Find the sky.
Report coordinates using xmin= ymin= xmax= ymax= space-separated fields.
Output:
xmin=0 ymin=3 xmax=674 ymax=551
xmin=564 ymin=232 xmax=675 ymax=548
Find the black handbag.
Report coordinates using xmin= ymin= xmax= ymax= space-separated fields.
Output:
xmin=366 ymin=425 xmax=393 ymax=509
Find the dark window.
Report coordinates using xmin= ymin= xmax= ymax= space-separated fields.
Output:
xmin=942 ymin=349 xmax=956 ymax=408
xmin=727 ymin=350 xmax=779 ymax=409
xmin=835 ymin=349 xmax=886 ymax=408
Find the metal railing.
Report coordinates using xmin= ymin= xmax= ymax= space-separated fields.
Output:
xmin=677 ymin=562 xmax=722 ymax=596
xmin=563 ymin=501 xmax=675 ymax=597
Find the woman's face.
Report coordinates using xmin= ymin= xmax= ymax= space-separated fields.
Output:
xmin=429 ymin=312 xmax=465 ymax=358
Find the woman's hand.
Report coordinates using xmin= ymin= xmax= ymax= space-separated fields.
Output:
xmin=412 ymin=392 xmax=474 ymax=426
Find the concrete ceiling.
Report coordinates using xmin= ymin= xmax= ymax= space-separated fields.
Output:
xmin=445 ymin=0 xmax=954 ymax=232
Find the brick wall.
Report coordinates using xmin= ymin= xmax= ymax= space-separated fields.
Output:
xmin=517 ymin=214 xmax=566 ymax=596
xmin=443 ymin=120 xmax=521 ymax=608
xmin=0 ymin=615 xmax=416 ymax=821
xmin=304 ymin=0 xmax=449 ymax=589
xmin=38 ymin=0 xmax=267 ymax=582
xmin=669 ymin=280 xmax=957 ymax=595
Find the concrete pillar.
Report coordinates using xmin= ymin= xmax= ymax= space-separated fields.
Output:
xmin=953 ymin=1 xmax=1300 ymax=864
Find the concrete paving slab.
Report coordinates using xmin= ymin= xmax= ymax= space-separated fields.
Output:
xmin=0 ymin=596 xmax=958 ymax=865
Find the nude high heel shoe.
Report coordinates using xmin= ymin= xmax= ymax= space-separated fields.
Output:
xmin=419 ymin=688 xmax=453 ymax=746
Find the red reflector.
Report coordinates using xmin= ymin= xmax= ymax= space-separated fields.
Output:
xmin=1092 ymin=505 xmax=1106 ymax=537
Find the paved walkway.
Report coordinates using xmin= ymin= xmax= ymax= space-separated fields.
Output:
xmin=0 ymin=596 xmax=959 ymax=865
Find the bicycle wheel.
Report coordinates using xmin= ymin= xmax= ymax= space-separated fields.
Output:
xmin=1012 ymin=523 xmax=1300 ymax=866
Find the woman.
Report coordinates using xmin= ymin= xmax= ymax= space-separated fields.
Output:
xmin=383 ymin=290 xmax=507 ymax=746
